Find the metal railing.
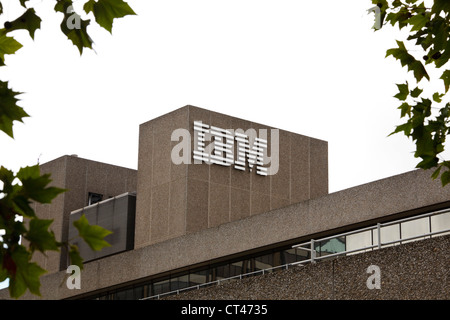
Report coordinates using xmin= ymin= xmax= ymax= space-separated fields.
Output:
xmin=140 ymin=263 xmax=294 ymax=300
xmin=291 ymin=208 xmax=450 ymax=265
xmin=140 ymin=209 xmax=450 ymax=300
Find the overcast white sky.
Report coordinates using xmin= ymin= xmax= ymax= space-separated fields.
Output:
xmin=0 ymin=0 xmax=444 ymax=193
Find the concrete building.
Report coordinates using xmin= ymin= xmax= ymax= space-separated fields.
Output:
xmin=1 ymin=105 xmax=449 ymax=300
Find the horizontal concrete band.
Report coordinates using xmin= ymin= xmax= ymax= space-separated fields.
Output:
xmin=4 ymin=168 xmax=449 ymax=300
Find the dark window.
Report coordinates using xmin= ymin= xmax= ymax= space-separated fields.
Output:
xmin=153 ymin=278 xmax=170 ymax=295
xmin=88 ymin=192 xmax=103 ymax=205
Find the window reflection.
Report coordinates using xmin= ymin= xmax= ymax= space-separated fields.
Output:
xmin=255 ymin=254 xmax=273 ymax=271
xmin=230 ymin=261 xmax=243 ymax=277
xmin=114 ymin=287 xmax=134 ymax=300
xmin=315 ymin=237 xmax=345 ymax=257
xmin=215 ymin=264 xmax=230 ymax=280
xmin=170 ymin=274 xmax=189 ymax=291
xmin=190 ymin=269 xmax=210 ymax=286
xmin=153 ymin=278 xmax=170 ymax=295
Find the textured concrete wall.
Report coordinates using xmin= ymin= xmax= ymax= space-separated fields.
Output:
xmin=135 ymin=105 xmax=328 ymax=248
xmin=32 ymin=157 xmax=67 ymax=273
xmin=164 ymin=235 xmax=450 ymax=300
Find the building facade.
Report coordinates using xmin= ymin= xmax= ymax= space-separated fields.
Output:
xmin=1 ymin=105 xmax=449 ymax=300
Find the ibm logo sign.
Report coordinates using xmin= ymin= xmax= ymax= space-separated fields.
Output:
xmin=193 ymin=121 xmax=269 ymax=176
xmin=171 ymin=121 xmax=279 ymax=176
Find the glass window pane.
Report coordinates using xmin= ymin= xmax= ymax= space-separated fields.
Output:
xmin=401 ymin=217 xmax=430 ymax=243
xmin=114 ymin=287 xmax=134 ymax=300
xmin=281 ymin=248 xmax=298 ymax=264
xmin=230 ymin=261 xmax=243 ymax=277
xmin=346 ymin=230 xmax=373 ymax=255
xmin=133 ymin=286 xmax=145 ymax=300
xmin=373 ymin=224 xmax=400 ymax=247
xmin=255 ymin=253 xmax=273 ymax=271
xmin=241 ymin=259 xmax=253 ymax=274
xmin=178 ymin=274 xmax=189 ymax=289
xmin=431 ymin=211 xmax=450 ymax=236
xmin=153 ymin=279 xmax=170 ymax=295
xmin=316 ymin=237 xmax=345 ymax=257
xmin=295 ymin=246 xmax=310 ymax=261
xmin=272 ymin=251 xmax=282 ymax=268
xmin=190 ymin=269 xmax=210 ymax=286
xmin=215 ymin=264 xmax=230 ymax=280
xmin=171 ymin=275 xmax=189 ymax=291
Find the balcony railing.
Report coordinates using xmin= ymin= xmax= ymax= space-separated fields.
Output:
xmin=141 ymin=208 xmax=450 ymax=300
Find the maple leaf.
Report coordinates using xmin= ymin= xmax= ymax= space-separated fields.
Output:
xmin=4 ymin=8 xmax=42 ymax=40
xmin=0 ymin=81 xmax=28 ymax=138
xmin=84 ymin=0 xmax=136 ymax=33
xmin=55 ymin=0 xmax=93 ymax=54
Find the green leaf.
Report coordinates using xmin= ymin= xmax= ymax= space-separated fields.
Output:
xmin=68 ymin=244 xmax=84 ymax=270
xmin=432 ymin=0 xmax=450 ymax=16
xmin=416 ymin=155 xmax=439 ymax=169
xmin=0 ymin=80 xmax=28 ymax=138
xmin=429 ymin=17 xmax=447 ymax=53
xmin=54 ymin=0 xmax=71 ymax=13
xmin=431 ymin=166 xmax=442 ymax=180
xmin=386 ymin=41 xmax=430 ymax=82
xmin=440 ymin=170 xmax=450 ymax=186
xmin=8 ymin=246 xmax=46 ymax=298
xmin=394 ymin=82 xmax=409 ymax=100
xmin=0 ymin=30 xmax=23 ymax=66
xmin=4 ymin=8 xmax=42 ymax=39
xmin=16 ymin=165 xmax=66 ymax=204
xmin=84 ymin=0 xmax=136 ymax=33
xmin=25 ymin=218 xmax=59 ymax=253
xmin=390 ymin=121 xmax=412 ymax=136
xmin=433 ymin=92 xmax=444 ymax=103
xmin=0 ymin=166 xmax=16 ymax=194
xmin=432 ymin=39 xmax=450 ymax=69
xmin=385 ymin=6 xmax=411 ymax=30
xmin=55 ymin=0 xmax=93 ymax=54
xmin=12 ymin=194 xmax=36 ymax=217
xmin=407 ymin=14 xmax=428 ymax=32
xmin=398 ymin=102 xmax=411 ymax=118
xmin=440 ymin=70 xmax=450 ymax=93
xmin=19 ymin=0 xmax=30 ymax=8
xmin=73 ymin=214 xmax=112 ymax=251
xmin=410 ymin=86 xmax=423 ymax=98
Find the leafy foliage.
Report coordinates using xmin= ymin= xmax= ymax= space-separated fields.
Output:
xmin=55 ymin=0 xmax=94 ymax=54
xmin=0 ymin=81 xmax=28 ymax=138
xmin=372 ymin=0 xmax=450 ymax=186
xmin=0 ymin=0 xmax=135 ymax=298
xmin=0 ymin=165 xmax=65 ymax=297
xmin=84 ymin=0 xmax=136 ymax=33
xmin=4 ymin=8 xmax=42 ymax=39
xmin=73 ymin=214 xmax=112 ymax=251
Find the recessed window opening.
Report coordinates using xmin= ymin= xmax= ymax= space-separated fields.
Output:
xmin=88 ymin=192 xmax=103 ymax=205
